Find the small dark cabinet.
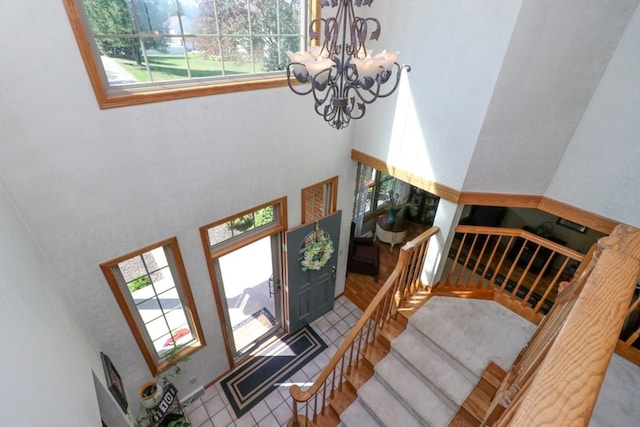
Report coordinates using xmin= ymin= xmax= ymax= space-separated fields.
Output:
xmin=406 ymin=187 xmax=439 ymax=226
xmin=508 ymin=226 xmax=566 ymax=275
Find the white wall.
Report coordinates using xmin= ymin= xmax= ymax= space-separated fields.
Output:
xmin=0 ymin=0 xmax=356 ymax=417
xmin=464 ymin=0 xmax=640 ymax=195
xmin=546 ymin=4 xmax=640 ymax=227
xmin=352 ymin=0 xmax=523 ymax=190
xmin=0 ymin=182 xmax=110 ymax=426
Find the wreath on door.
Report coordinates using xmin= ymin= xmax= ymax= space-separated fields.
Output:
xmin=300 ymin=225 xmax=334 ymax=271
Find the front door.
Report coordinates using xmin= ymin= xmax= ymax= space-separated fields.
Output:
xmin=286 ymin=211 xmax=342 ymax=332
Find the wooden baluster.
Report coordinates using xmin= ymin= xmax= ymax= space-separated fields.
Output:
xmin=457 ymin=234 xmax=479 ymax=286
xmin=509 ymin=240 xmax=542 ymax=300
xmin=467 ymin=233 xmax=491 ymax=287
xmin=623 ymin=324 xmax=640 ymax=346
xmin=321 ymin=380 xmax=327 ymax=415
xmin=354 ymin=329 xmax=364 ymax=370
xmin=477 ymin=234 xmax=500 ymax=289
xmin=489 ymin=235 xmax=515 ymax=289
xmin=338 ymin=346 xmax=346 ymax=392
xmin=447 ymin=233 xmax=468 ymax=284
xmin=531 ymin=257 xmax=571 ymax=314
xmin=291 ymin=399 xmax=299 ymax=427
xmin=312 ymin=393 xmax=318 ymax=422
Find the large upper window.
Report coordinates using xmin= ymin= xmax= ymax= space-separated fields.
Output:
xmin=101 ymin=237 xmax=204 ymax=375
xmin=63 ymin=0 xmax=313 ymax=107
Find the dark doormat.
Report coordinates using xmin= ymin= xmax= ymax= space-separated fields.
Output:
xmin=220 ymin=325 xmax=327 ymax=418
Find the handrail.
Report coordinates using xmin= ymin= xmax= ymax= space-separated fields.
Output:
xmin=495 ymin=224 xmax=640 ymax=425
xmin=288 ymin=226 xmax=440 ymax=426
xmin=440 ymin=225 xmax=586 ymax=323
xmin=442 ymin=224 xmax=640 ymax=366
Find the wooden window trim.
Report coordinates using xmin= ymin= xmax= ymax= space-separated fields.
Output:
xmin=62 ymin=0 xmax=319 ymax=109
xmin=199 ymin=197 xmax=288 ymax=367
xmin=100 ymin=237 xmax=205 ymax=376
xmin=301 ymin=176 xmax=338 ymax=224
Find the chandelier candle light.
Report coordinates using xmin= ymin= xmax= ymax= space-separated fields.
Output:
xmin=285 ymin=0 xmax=411 ymax=129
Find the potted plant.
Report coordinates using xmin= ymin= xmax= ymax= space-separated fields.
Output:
xmin=386 ymin=191 xmax=417 ymax=225
xmin=135 ymin=345 xmax=190 ymax=427
xmin=164 ymin=413 xmax=191 ymax=427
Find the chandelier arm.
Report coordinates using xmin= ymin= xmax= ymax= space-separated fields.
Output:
xmin=348 ymin=83 xmax=379 ymax=105
xmin=345 ymin=95 xmax=366 ymax=120
xmin=310 ymin=73 xmax=337 ymax=106
xmin=325 ymin=18 xmax=340 ymax=55
xmin=285 ymin=64 xmax=314 ymax=96
xmin=367 ymin=63 xmax=411 ymax=99
xmin=310 ymin=17 xmax=327 ymax=46
xmin=352 ymin=17 xmax=380 ymax=56
xmin=311 ymin=86 xmax=333 ymax=107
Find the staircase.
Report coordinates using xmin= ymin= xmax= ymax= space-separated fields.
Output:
xmin=333 ymin=295 xmax=640 ymax=427
xmin=291 ymin=225 xmax=640 ymax=426
xmin=338 ymin=296 xmax=536 ymax=427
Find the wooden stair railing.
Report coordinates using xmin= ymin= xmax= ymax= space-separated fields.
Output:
xmin=287 ymin=226 xmax=440 ymax=427
xmin=490 ymin=224 xmax=640 ymax=425
xmin=440 ymin=225 xmax=586 ymax=323
xmin=476 ymin=245 xmax=598 ymax=426
xmin=440 ymin=224 xmax=640 ymax=366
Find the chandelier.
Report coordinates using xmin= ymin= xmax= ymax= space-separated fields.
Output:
xmin=285 ymin=0 xmax=411 ymax=129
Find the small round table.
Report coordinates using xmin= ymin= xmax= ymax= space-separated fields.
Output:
xmin=375 ymin=214 xmax=408 ymax=251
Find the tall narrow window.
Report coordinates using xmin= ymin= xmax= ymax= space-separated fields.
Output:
xmin=101 ymin=237 xmax=204 ymax=375
xmin=301 ymin=176 xmax=338 ymax=224
xmin=364 ymin=170 xmax=397 ymax=217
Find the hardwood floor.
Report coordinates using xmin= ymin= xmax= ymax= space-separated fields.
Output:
xmin=344 ymin=220 xmax=429 ymax=311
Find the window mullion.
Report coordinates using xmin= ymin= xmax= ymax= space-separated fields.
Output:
xmin=212 ymin=0 xmax=226 ymax=76
xmin=128 ymin=0 xmax=154 ymax=82
xmin=112 ymin=265 xmax=159 ymax=359
xmin=276 ymin=0 xmax=282 ymax=70
xmin=246 ymin=0 xmax=256 ymax=74
xmin=173 ymin=0 xmax=193 ymax=79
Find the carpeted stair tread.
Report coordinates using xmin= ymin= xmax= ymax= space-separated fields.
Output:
xmin=375 ymin=354 xmax=457 ymax=426
xmin=339 ymin=399 xmax=382 ymax=427
xmin=590 ymin=354 xmax=640 ymax=427
xmin=408 ymin=297 xmax=535 ymax=376
xmin=391 ymin=329 xmax=476 ymax=407
xmin=357 ymin=376 xmax=425 ymax=427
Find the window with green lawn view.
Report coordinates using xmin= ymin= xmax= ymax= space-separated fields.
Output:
xmin=79 ymin=0 xmax=309 ymax=89
xmin=101 ymin=237 xmax=204 ymax=374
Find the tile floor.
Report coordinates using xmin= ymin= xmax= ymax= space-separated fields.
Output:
xmin=184 ymin=295 xmax=363 ymax=427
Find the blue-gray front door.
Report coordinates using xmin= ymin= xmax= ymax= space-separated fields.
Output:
xmin=286 ymin=211 xmax=342 ymax=333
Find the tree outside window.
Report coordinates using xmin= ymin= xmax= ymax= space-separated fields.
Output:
xmin=79 ymin=0 xmax=305 ymax=86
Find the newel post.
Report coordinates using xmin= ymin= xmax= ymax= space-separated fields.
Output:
xmin=506 ymin=224 xmax=640 ymax=425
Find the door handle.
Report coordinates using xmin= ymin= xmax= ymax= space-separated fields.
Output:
xmin=268 ymin=275 xmax=274 ymax=298
xmin=331 ymin=265 xmax=337 ymax=280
